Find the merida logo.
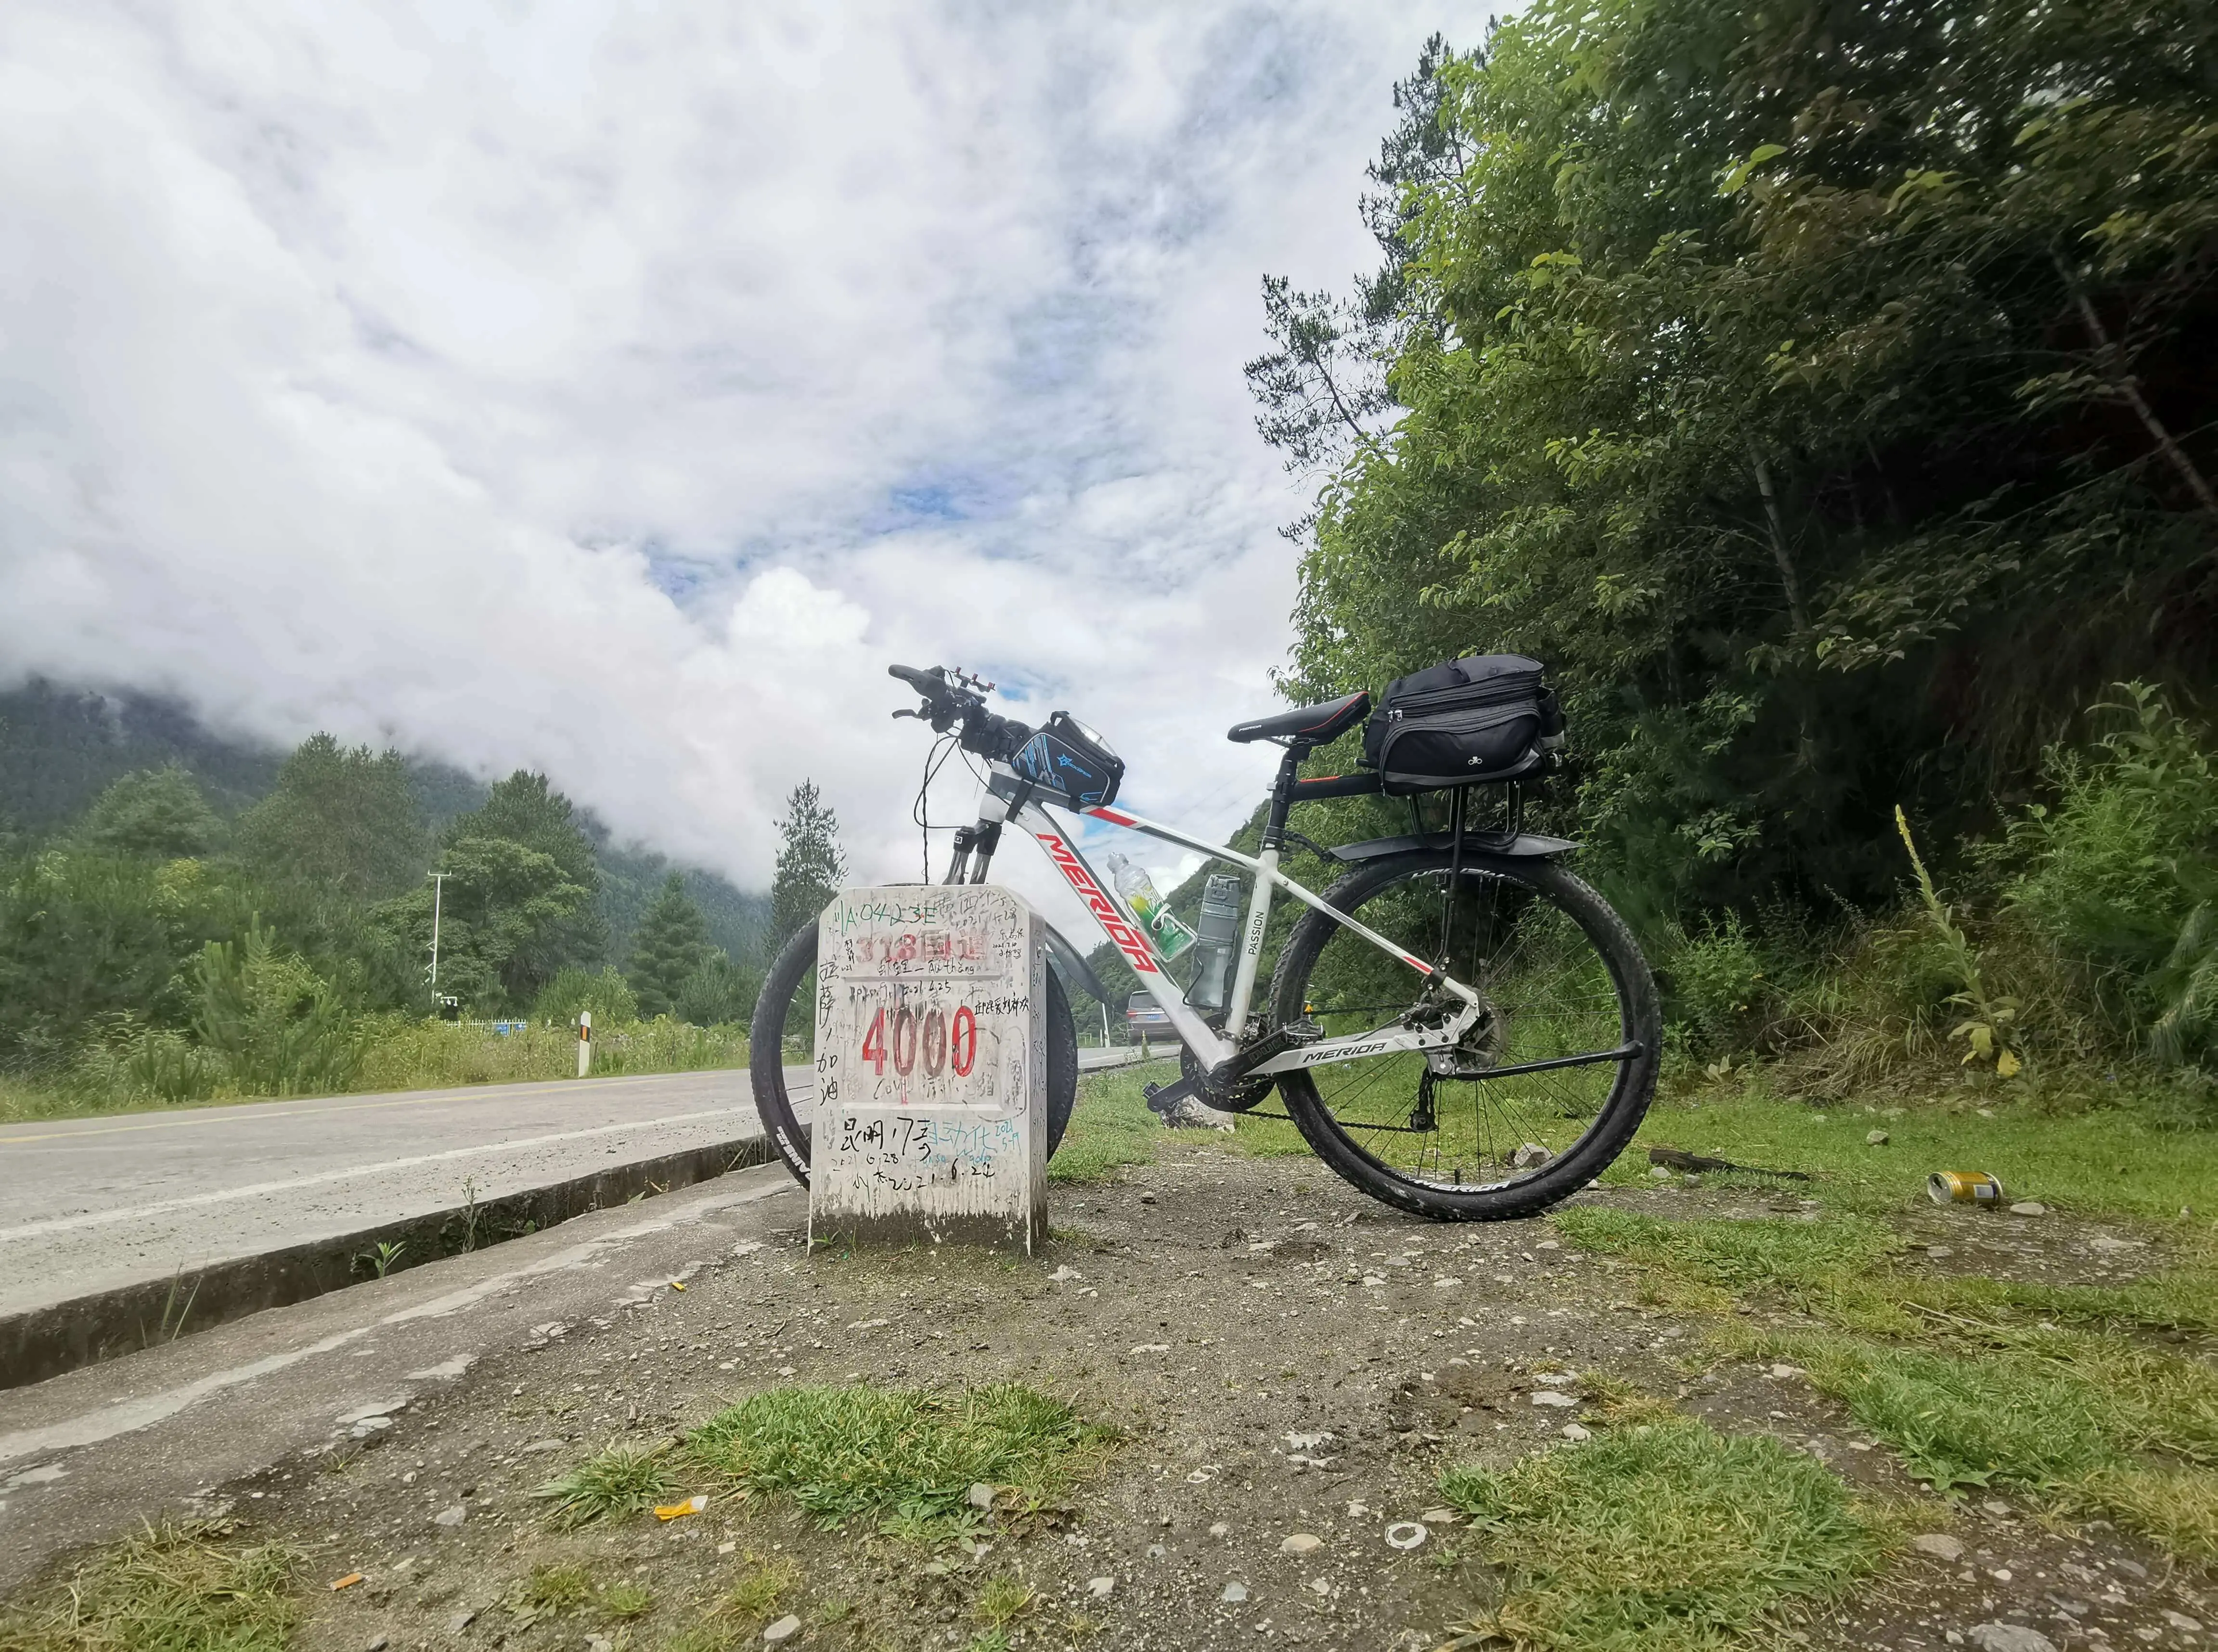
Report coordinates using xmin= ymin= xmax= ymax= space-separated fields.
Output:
xmin=1308 ymin=1041 xmax=1385 ymax=1062
xmin=1035 ymin=830 xmax=1158 ymax=975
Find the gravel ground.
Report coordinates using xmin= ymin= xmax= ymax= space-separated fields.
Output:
xmin=23 ymin=1135 xmax=2211 ymax=1652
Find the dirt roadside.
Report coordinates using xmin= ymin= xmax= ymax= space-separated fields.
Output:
xmin=26 ymin=1125 xmax=2188 ymax=1652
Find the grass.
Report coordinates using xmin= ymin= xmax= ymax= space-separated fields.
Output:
xmin=974 ymin=1574 xmax=1035 ymax=1627
xmin=506 ymin=1562 xmax=594 ymax=1627
xmin=683 ymin=1382 xmax=1108 ymax=1537
xmin=531 ymin=1441 xmax=681 ymax=1528
xmin=0 ymin=1016 xmax=749 ymax=1126
xmin=1437 ymin=1415 xmax=1894 ymax=1651
xmin=725 ymin=1558 xmax=801 ymax=1618
xmin=1048 ymin=1064 xmax=1173 ymax=1183
xmin=1724 ymin=1324 xmax=2218 ymax=1556
xmin=600 ymin=1579 xmax=654 ymax=1620
xmin=1552 ymin=1200 xmax=2218 ymax=1560
xmin=655 ymin=1558 xmax=801 ymax=1649
xmin=1607 ymin=1077 xmax=2218 ymax=1228
xmin=0 ymin=1520 xmax=298 ymax=1652
xmin=1048 ymin=1061 xmax=1315 ymax=1185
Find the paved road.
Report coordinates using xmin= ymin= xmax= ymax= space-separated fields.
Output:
xmin=0 ymin=1048 xmax=1143 ymax=1327
xmin=0 ymin=1165 xmax=803 ymax=1590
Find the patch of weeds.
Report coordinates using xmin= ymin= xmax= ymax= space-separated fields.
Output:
xmin=659 ymin=1629 xmax=726 ymax=1652
xmin=1579 ymin=1373 xmax=1680 ymax=1430
xmin=1048 ymin=1069 xmax=1168 ymax=1183
xmin=1612 ymin=1084 xmax=2218 ymax=1225
xmin=1437 ymin=1416 xmax=1892 ymax=1651
xmin=532 ymin=1441 xmax=681 ymax=1528
xmin=1553 ymin=1207 xmax=1899 ymax=1303
xmin=965 ymin=1633 xmax=1013 ymax=1652
xmin=813 ymin=1598 xmax=855 ymax=1626
xmin=685 ymin=1382 xmax=1108 ymax=1538
xmin=2073 ymin=1464 xmax=2218 ymax=1559
xmin=974 ymin=1574 xmax=1035 ymax=1628
xmin=0 ymin=1519 xmax=299 ymax=1652
xmin=725 ymin=1559 xmax=800 ymax=1620
xmin=1225 ymin=1109 xmax=1315 ymax=1158
xmin=600 ymin=1579 xmax=654 ymax=1621
xmin=1734 ymin=1323 xmax=2218 ymax=1557
xmin=1893 ymin=1267 xmax=2218 ymax=1339
xmin=506 ymin=1562 xmax=593 ymax=1627
xmin=655 ymin=1559 xmax=800 ymax=1650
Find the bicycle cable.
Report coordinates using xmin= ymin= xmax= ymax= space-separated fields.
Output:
xmin=913 ymin=732 xmax=960 ymax=882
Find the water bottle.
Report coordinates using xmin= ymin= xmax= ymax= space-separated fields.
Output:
xmin=1184 ymin=873 xmax=1243 ymax=1012
xmin=1106 ymin=852 xmax=1197 ymax=961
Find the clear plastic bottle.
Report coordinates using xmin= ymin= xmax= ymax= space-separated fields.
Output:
xmin=1106 ymin=852 xmax=1197 ymax=960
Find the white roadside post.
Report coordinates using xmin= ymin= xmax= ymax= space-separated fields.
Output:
xmin=577 ymin=1009 xmax=592 ymax=1078
xmin=808 ymin=885 xmax=1047 ymax=1252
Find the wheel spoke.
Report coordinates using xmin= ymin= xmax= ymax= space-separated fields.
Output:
xmin=1275 ymin=852 xmax=1654 ymax=1210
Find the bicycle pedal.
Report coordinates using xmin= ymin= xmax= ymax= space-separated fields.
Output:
xmin=1144 ymin=1077 xmax=1200 ymax=1117
xmin=1286 ymin=1019 xmax=1324 ymax=1045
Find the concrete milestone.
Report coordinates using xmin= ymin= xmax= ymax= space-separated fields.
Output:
xmin=808 ymin=885 xmax=1047 ymax=1251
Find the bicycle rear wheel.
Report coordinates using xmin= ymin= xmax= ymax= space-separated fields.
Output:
xmin=1270 ymin=848 xmax=1658 ymax=1221
xmin=747 ymin=924 xmax=1079 ymax=1188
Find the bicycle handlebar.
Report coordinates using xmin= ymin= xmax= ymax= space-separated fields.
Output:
xmin=887 ymin=663 xmax=1032 ymax=761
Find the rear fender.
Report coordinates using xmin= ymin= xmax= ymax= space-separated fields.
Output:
xmin=1323 ymin=830 xmax=1577 ymax=865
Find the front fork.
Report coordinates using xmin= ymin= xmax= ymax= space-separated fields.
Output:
xmin=942 ymin=822 xmax=1000 ymax=885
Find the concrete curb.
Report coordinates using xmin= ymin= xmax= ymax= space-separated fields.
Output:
xmin=0 ymin=1134 xmax=775 ymax=1392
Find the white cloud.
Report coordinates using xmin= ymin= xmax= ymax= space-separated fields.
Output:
xmin=0 ymin=0 xmax=1497 ymax=933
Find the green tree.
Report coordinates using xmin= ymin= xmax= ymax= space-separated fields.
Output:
xmin=771 ymin=780 xmax=848 ymax=944
xmin=194 ymin=918 xmax=360 ymax=1094
xmin=78 ymin=765 xmax=222 ymax=859
xmin=532 ymin=966 xmax=640 ymax=1027
xmin=627 ymin=873 xmax=714 ymax=1018
xmin=0 ymin=853 xmax=198 ymax=1065
xmin=443 ymin=771 xmax=606 ymax=986
xmin=673 ymin=954 xmax=759 ymax=1028
xmin=375 ymin=833 xmax=594 ymax=1014
xmin=1268 ymin=0 xmax=2218 ymax=929
xmin=236 ymin=735 xmax=428 ymax=900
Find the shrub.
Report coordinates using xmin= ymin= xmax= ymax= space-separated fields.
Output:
xmin=1661 ymin=915 xmax=1775 ymax=1055
xmin=193 ymin=920 xmax=361 ymax=1094
xmin=2004 ymin=684 xmax=2218 ymax=1065
xmin=532 ymin=967 xmax=639 ymax=1027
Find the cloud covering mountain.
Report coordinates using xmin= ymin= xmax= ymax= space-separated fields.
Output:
xmin=0 ymin=1 xmax=1489 ymax=917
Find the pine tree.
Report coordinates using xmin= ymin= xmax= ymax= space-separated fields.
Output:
xmin=628 ymin=873 xmax=714 ymax=1018
xmin=236 ymin=735 xmax=427 ymax=899
xmin=771 ymin=779 xmax=848 ymax=944
xmin=78 ymin=764 xmax=222 ymax=858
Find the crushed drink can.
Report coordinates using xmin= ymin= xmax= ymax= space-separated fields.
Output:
xmin=1927 ymin=1170 xmax=2005 ymax=1206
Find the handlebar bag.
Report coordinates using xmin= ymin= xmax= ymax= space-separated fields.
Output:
xmin=1012 ymin=711 xmax=1124 ymax=809
xmin=1360 ymin=654 xmax=1564 ymax=795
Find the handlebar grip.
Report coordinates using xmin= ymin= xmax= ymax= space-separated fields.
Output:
xmin=888 ymin=664 xmax=941 ymax=694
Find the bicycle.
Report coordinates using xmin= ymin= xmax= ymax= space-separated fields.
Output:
xmin=749 ymin=663 xmax=1660 ymax=1221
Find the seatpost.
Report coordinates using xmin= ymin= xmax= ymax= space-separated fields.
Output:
xmin=1228 ymin=742 xmax=1308 ymax=1040
xmin=1260 ymin=742 xmax=1311 ymax=850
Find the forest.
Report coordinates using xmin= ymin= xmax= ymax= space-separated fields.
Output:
xmin=1214 ymin=0 xmax=2217 ymax=1112
xmin=0 ymin=684 xmax=847 ymax=1115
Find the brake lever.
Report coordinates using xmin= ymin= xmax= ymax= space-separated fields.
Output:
xmin=893 ymin=708 xmax=924 ymax=721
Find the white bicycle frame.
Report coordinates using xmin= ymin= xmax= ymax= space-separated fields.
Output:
xmin=965 ymin=762 xmax=1485 ymax=1079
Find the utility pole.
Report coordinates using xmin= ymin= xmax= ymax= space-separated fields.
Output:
xmin=426 ymin=871 xmax=449 ymax=995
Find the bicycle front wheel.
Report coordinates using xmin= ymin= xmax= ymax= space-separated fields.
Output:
xmin=1270 ymin=848 xmax=1658 ymax=1221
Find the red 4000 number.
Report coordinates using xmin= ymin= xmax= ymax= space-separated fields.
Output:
xmin=859 ymin=1004 xmax=978 ymax=1078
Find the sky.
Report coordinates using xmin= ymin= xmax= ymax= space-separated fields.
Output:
xmin=0 ymin=1 xmax=1495 ymax=927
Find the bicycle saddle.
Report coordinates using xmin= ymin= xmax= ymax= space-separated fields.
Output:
xmin=1226 ymin=690 xmax=1371 ymax=745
